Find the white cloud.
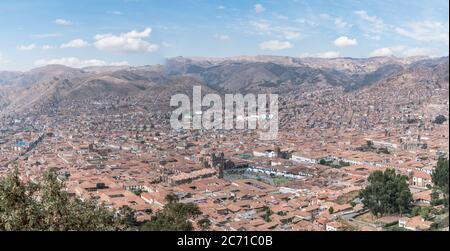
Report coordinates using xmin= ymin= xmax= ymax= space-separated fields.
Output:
xmin=334 ymin=36 xmax=358 ymax=47
xmin=61 ymin=39 xmax=90 ymax=48
xmin=300 ymin=51 xmax=341 ymax=58
xmin=17 ymin=44 xmax=36 ymax=51
xmin=355 ymin=10 xmax=377 ymax=22
xmin=34 ymin=57 xmax=129 ymax=68
xmin=401 ymin=47 xmax=439 ymax=57
xmin=395 ymin=21 xmax=449 ymax=44
xmin=254 ymin=4 xmax=265 ymax=13
xmin=354 ymin=10 xmax=385 ymax=34
xmin=282 ymin=30 xmax=300 ymax=40
xmin=275 ymin=14 xmax=289 ymax=20
xmin=370 ymin=47 xmax=396 ymax=57
xmin=94 ymin=28 xmax=159 ymax=54
xmin=369 ymin=47 xmax=409 ymax=57
xmin=214 ymin=34 xmax=230 ymax=41
xmin=320 ymin=14 xmax=352 ymax=29
xmin=370 ymin=46 xmax=439 ymax=57
xmin=217 ymin=5 xmax=225 ymax=10
xmin=319 ymin=13 xmax=331 ymax=20
xmin=299 ymin=53 xmax=313 ymax=58
xmin=55 ymin=19 xmax=73 ymax=26
xmin=249 ymin=20 xmax=300 ymax=40
xmin=42 ymin=45 xmax=55 ymax=50
xmin=259 ymin=40 xmax=293 ymax=51
xmin=110 ymin=11 xmax=123 ymax=15
xmin=365 ymin=34 xmax=381 ymax=40
xmin=250 ymin=20 xmax=271 ymax=32
xmin=296 ymin=18 xmax=316 ymax=26
xmin=162 ymin=42 xmax=173 ymax=47
xmin=31 ymin=33 xmax=63 ymax=39
xmin=334 ymin=18 xmax=352 ymax=29
xmin=317 ymin=51 xmax=341 ymax=58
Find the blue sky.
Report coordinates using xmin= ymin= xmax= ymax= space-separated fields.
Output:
xmin=0 ymin=0 xmax=448 ymax=71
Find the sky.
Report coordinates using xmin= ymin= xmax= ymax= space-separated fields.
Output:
xmin=0 ymin=0 xmax=448 ymax=71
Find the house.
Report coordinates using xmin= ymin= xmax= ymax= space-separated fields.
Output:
xmin=253 ymin=149 xmax=277 ymax=158
xmin=413 ymin=190 xmax=433 ymax=205
xmin=293 ymin=210 xmax=313 ymax=221
xmin=303 ymin=204 xmax=321 ymax=217
xmin=399 ymin=216 xmax=433 ymax=231
xmin=291 ymin=152 xmax=318 ymax=164
xmin=313 ymin=217 xmax=328 ymax=230
xmin=292 ymin=220 xmax=318 ymax=231
xmin=326 ymin=221 xmax=343 ymax=231
xmin=333 ymin=204 xmax=354 ymax=215
xmin=411 ymin=171 xmax=432 ymax=188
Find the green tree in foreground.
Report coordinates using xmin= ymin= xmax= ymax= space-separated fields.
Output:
xmin=432 ymin=157 xmax=449 ymax=207
xmin=0 ymin=169 xmax=130 ymax=231
xmin=165 ymin=193 xmax=180 ymax=204
xmin=140 ymin=197 xmax=202 ymax=231
xmin=0 ymin=170 xmax=205 ymax=231
xmin=198 ymin=218 xmax=212 ymax=230
xmin=359 ymin=169 xmax=413 ymax=218
xmin=433 ymin=157 xmax=449 ymax=194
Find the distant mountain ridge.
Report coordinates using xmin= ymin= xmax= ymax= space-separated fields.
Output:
xmin=0 ymin=55 xmax=448 ymax=116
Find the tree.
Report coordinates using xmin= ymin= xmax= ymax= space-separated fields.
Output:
xmin=433 ymin=115 xmax=447 ymax=125
xmin=431 ymin=190 xmax=441 ymax=206
xmin=165 ymin=193 xmax=179 ymax=204
xmin=328 ymin=207 xmax=334 ymax=214
xmin=142 ymin=211 xmax=193 ymax=231
xmin=141 ymin=197 xmax=201 ymax=231
xmin=359 ymin=169 xmax=413 ymax=218
xmin=198 ymin=218 xmax=212 ymax=230
xmin=411 ymin=206 xmax=421 ymax=217
xmin=432 ymin=157 xmax=449 ymax=207
xmin=432 ymin=157 xmax=449 ymax=195
xmin=117 ymin=206 xmax=138 ymax=227
xmin=260 ymin=206 xmax=273 ymax=222
xmin=419 ymin=207 xmax=431 ymax=220
xmin=0 ymin=169 xmax=41 ymax=231
xmin=0 ymin=169 xmax=131 ymax=231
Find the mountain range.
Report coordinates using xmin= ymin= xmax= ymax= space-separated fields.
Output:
xmin=0 ymin=55 xmax=448 ymax=118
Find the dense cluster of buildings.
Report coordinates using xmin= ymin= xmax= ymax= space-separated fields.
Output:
xmin=0 ymin=84 xmax=448 ymax=231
